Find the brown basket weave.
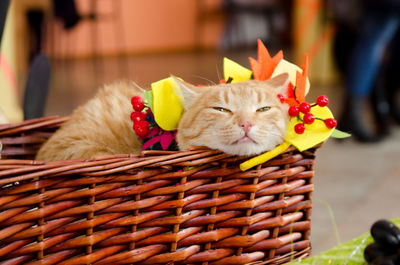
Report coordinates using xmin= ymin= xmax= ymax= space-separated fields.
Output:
xmin=0 ymin=116 xmax=318 ymax=265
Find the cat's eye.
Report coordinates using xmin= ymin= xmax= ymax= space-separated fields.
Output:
xmin=212 ymin=107 xmax=232 ymax=113
xmin=256 ymin=106 xmax=271 ymax=112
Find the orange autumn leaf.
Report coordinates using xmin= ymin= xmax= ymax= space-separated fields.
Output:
xmin=295 ymin=54 xmax=309 ymax=103
xmin=249 ymin=39 xmax=283 ymax=81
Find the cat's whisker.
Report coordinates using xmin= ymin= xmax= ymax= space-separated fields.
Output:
xmin=131 ymin=81 xmax=146 ymax=92
xmin=255 ymin=131 xmax=281 ymax=138
xmin=190 ymin=75 xmax=217 ymax=86
xmin=216 ymin=64 xmax=222 ymax=82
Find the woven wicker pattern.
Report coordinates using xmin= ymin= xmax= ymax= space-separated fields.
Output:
xmin=0 ymin=117 xmax=317 ymax=265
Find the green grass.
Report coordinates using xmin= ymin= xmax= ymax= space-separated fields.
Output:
xmin=289 ymin=217 xmax=400 ymax=265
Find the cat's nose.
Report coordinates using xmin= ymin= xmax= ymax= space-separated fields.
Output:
xmin=240 ymin=121 xmax=253 ymax=134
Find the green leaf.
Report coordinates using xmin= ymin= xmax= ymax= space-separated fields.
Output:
xmin=330 ymin=129 xmax=351 ymax=139
xmin=144 ymin=90 xmax=154 ymax=111
xmin=288 ymin=217 xmax=400 ymax=265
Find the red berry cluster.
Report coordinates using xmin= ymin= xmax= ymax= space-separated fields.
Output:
xmin=289 ymin=95 xmax=337 ymax=134
xmin=277 ymin=94 xmax=285 ymax=103
xmin=131 ymin=96 xmax=149 ymax=137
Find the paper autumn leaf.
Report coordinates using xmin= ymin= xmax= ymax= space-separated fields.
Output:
xmin=160 ymin=131 xmax=173 ymax=150
xmin=272 ymin=58 xmax=310 ymax=95
xmin=295 ymin=54 xmax=309 ymax=103
xmin=146 ymin=127 xmax=159 ymax=138
xmin=285 ymin=105 xmax=334 ymax=151
xmin=331 ymin=129 xmax=351 ymax=139
xmin=240 ymin=105 xmax=336 ymax=171
xmin=284 ymin=82 xmax=298 ymax=107
xmin=144 ymin=90 xmax=154 ymax=111
xmin=240 ymin=142 xmax=291 ymax=171
xmin=283 ymin=55 xmax=309 ymax=107
xmin=142 ymin=135 xmax=161 ymax=150
xmin=151 ymin=77 xmax=183 ymax=131
xmin=249 ymin=39 xmax=283 ymax=81
xmin=223 ymin=57 xmax=253 ymax=83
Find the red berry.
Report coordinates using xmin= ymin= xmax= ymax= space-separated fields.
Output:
xmin=294 ymin=123 xmax=305 ymax=134
xmin=130 ymin=111 xmax=147 ymax=123
xmin=316 ymin=95 xmax=329 ymax=107
xmin=288 ymin=106 xmax=300 ymax=117
xmin=277 ymin=94 xmax=285 ymax=103
xmin=303 ymin=112 xmax=315 ymax=124
xmin=131 ymin=96 xmax=145 ymax=111
xmin=133 ymin=120 xmax=150 ymax=137
xmin=324 ymin=118 xmax=337 ymax=129
xmin=299 ymin=102 xmax=311 ymax=113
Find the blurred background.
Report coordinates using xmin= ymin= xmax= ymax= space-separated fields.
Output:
xmin=0 ymin=0 xmax=399 ymax=255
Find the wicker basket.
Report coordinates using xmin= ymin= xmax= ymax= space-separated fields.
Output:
xmin=0 ymin=116 xmax=318 ymax=265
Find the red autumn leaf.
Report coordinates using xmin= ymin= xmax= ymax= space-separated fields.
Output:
xmin=146 ymin=127 xmax=159 ymax=138
xmin=249 ymin=39 xmax=283 ymax=81
xmin=284 ymin=82 xmax=299 ymax=106
xmin=160 ymin=131 xmax=173 ymax=150
xmin=142 ymin=135 xmax=161 ymax=150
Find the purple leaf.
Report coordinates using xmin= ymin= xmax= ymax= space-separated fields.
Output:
xmin=145 ymin=127 xmax=159 ymax=138
xmin=160 ymin=131 xmax=173 ymax=150
xmin=142 ymin=135 xmax=161 ymax=150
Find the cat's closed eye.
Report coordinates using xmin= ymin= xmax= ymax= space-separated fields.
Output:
xmin=256 ymin=106 xmax=271 ymax=112
xmin=212 ymin=107 xmax=232 ymax=113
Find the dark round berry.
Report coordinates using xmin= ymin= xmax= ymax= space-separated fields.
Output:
xmin=393 ymin=253 xmax=400 ymax=265
xmin=294 ymin=123 xmax=305 ymax=134
xmin=303 ymin=113 xmax=315 ymax=124
xmin=364 ymin=243 xmax=387 ymax=262
xmin=288 ymin=106 xmax=300 ymax=117
xmin=133 ymin=120 xmax=150 ymax=137
xmin=299 ymin=102 xmax=311 ymax=113
xmin=316 ymin=95 xmax=329 ymax=107
xmin=130 ymin=111 xmax=147 ymax=123
xmin=371 ymin=220 xmax=400 ymax=252
xmin=369 ymin=256 xmax=396 ymax=265
xmin=131 ymin=96 xmax=145 ymax=111
xmin=324 ymin=118 xmax=337 ymax=129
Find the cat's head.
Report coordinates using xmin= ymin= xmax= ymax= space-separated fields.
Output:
xmin=175 ymin=73 xmax=290 ymax=156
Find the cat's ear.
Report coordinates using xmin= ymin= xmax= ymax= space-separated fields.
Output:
xmin=265 ymin=73 xmax=290 ymax=97
xmin=171 ymin=76 xmax=200 ymax=110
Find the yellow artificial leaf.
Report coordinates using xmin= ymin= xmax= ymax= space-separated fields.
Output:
xmin=285 ymin=105 xmax=334 ymax=151
xmin=223 ymin=57 xmax=253 ymax=83
xmin=151 ymin=77 xmax=183 ymax=131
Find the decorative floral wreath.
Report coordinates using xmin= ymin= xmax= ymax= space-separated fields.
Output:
xmin=130 ymin=40 xmax=350 ymax=171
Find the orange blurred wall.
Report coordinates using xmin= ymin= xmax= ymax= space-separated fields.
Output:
xmin=49 ymin=0 xmax=225 ymax=59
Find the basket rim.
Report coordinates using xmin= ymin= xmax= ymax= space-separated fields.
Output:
xmin=0 ymin=116 xmax=321 ymax=186
xmin=0 ymin=116 xmax=69 ymax=136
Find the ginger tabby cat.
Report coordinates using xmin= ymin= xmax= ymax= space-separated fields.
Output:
xmin=36 ymin=73 xmax=290 ymax=161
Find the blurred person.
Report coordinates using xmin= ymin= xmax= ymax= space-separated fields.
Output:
xmin=384 ymin=30 xmax=400 ymax=125
xmin=332 ymin=0 xmax=400 ymax=142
